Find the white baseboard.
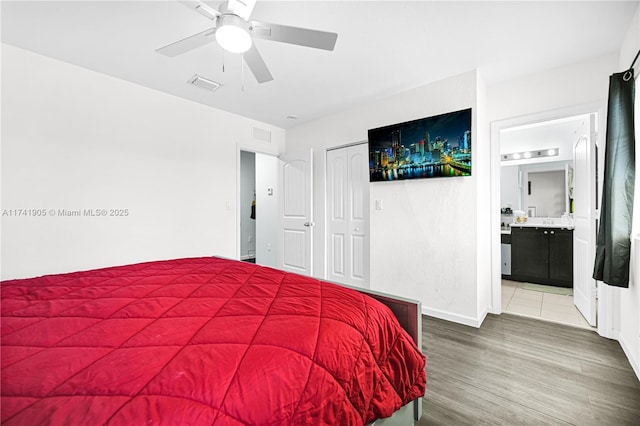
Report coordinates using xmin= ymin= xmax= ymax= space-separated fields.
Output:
xmin=478 ymin=305 xmax=489 ymax=325
xmin=422 ymin=305 xmax=488 ymax=328
xmin=618 ymin=334 xmax=640 ymax=382
xmin=488 ymin=305 xmax=502 ymax=315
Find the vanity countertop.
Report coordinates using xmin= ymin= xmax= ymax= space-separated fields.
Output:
xmin=510 ymin=219 xmax=574 ymax=230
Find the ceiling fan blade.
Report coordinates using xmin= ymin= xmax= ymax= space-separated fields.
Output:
xmin=177 ymin=0 xmax=220 ymax=20
xmin=243 ymin=44 xmax=273 ymax=84
xmin=251 ymin=21 xmax=338 ymax=51
xmin=156 ymin=27 xmax=217 ymax=57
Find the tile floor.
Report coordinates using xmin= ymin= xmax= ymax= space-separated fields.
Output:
xmin=502 ymin=279 xmax=594 ymax=329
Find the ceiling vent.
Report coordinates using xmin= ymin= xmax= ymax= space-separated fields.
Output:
xmin=188 ymin=74 xmax=222 ymax=92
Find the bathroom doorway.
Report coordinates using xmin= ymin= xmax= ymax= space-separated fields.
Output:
xmin=492 ymin=104 xmax=603 ymax=331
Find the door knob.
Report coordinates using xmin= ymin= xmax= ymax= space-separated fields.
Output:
xmin=354 ymin=228 xmax=360 ymax=232
xmin=303 ymin=222 xmax=315 ymax=227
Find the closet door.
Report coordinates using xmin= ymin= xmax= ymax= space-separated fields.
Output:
xmin=326 ymin=144 xmax=369 ymax=288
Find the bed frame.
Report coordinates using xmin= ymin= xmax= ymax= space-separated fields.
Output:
xmin=339 ymin=283 xmax=424 ymax=425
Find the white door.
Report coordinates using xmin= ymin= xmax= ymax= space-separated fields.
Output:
xmin=326 ymin=144 xmax=369 ymax=287
xmin=573 ymin=113 xmax=597 ymax=326
xmin=278 ymin=150 xmax=313 ymax=276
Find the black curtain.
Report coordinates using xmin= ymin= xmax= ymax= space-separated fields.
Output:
xmin=593 ymin=69 xmax=636 ymax=288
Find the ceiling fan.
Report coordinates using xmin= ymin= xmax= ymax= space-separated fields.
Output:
xmin=157 ymin=0 xmax=338 ymax=84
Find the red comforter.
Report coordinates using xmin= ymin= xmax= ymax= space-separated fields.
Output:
xmin=1 ymin=257 xmax=425 ymax=425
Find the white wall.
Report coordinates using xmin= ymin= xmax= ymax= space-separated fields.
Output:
xmin=476 ymin=71 xmax=492 ymax=320
xmin=1 ymin=45 xmax=285 ymax=279
xmin=488 ymin=52 xmax=617 ymax=123
xmin=619 ymin=3 xmax=640 ymax=380
xmin=240 ymin=151 xmax=256 ymax=260
xmin=287 ymin=70 xmax=491 ymax=326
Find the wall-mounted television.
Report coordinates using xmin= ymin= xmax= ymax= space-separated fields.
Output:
xmin=368 ymin=108 xmax=472 ymax=182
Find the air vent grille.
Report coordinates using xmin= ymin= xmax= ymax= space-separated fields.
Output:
xmin=252 ymin=126 xmax=272 ymax=143
xmin=188 ymin=74 xmax=222 ymax=92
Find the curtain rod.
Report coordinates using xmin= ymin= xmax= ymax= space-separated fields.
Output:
xmin=630 ymin=49 xmax=640 ymax=70
xmin=623 ymin=49 xmax=640 ymax=81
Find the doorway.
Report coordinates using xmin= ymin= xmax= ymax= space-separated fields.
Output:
xmin=238 ymin=150 xmax=278 ymax=268
xmin=240 ymin=151 xmax=256 ymax=262
xmin=491 ymin=104 xmax=605 ymax=332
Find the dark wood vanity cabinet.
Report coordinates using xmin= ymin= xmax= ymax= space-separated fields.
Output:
xmin=510 ymin=227 xmax=573 ymax=287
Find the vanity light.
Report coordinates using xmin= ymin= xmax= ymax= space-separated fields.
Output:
xmin=501 ymin=148 xmax=560 ymax=162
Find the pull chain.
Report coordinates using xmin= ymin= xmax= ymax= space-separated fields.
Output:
xmin=241 ymin=53 xmax=245 ymax=92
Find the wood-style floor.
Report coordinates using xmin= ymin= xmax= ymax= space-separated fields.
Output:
xmin=418 ymin=314 xmax=640 ymax=425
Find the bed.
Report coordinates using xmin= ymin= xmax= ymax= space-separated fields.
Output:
xmin=1 ymin=256 xmax=426 ymax=425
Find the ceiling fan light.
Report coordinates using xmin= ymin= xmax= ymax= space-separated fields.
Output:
xmin=216 ymin=15 xmax=252 ymax=54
